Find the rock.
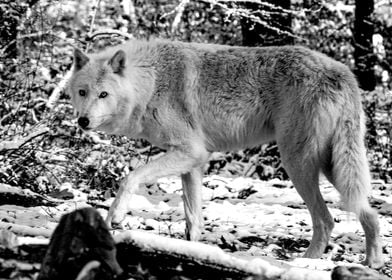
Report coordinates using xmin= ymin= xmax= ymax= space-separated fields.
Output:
xmin=38 ymin=207 xmax=123 ymax=280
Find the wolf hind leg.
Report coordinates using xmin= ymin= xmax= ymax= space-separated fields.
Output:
xmin=278 ymin=138 xmax=334 ymax=258
xmin=358 ymin=206 xmax=383 ymax=268
xmin=326 ymin=135 xmax=384 ymax=268
xmin=181 ymin=167 xmax=203 ymax=241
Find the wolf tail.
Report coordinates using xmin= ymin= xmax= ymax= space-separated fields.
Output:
xmin=329 ymin=84 xmax=372 ymax=215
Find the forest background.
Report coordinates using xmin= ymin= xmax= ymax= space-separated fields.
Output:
xmin=1 ymin=0 xmax=392 ymax=279
xmin=1 ymin=0 xmax=392 ymax=192
xmin=1 ymin=0 xmax=392 ymax=193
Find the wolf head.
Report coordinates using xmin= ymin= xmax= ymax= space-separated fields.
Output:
xmin=68 ymin=47 xmax=148 ymax=136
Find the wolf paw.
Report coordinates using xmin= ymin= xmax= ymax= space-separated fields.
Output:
xmin=106 ymin=209 xmax=127 ymax=229
xmin=185 ymin=224 xmax=201 ymax=241
xmin=105 ymin=196 xmax=130 ymax=229
xmin=363 ymin=257 xmax=384 ymax=269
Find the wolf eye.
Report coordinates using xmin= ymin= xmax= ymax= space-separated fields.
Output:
xmin=79 ymin=89 xmax=86 ymax=97
xmin=99 ymin=91 xmax=108 ymax=98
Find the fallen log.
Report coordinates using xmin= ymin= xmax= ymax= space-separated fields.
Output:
xmin=332 ymin=265 xmax=390 ymax=280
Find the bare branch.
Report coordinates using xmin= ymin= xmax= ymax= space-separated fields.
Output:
xmin=164 ymin=0 xmax=302 ymax=39
xmin=210 ymin=0 xmax=297 ymax=15
xmin=47 ymin=70 xmax=73 ymax=109
xmin=0 ymin=32 xmax=75 ymax=57
xmin=75 ymin=261 xmax=101 ymax=280
xmin=200 ymin=0 xmax=301 ymax=39
xmin=0 ymin=127 xmax=48 ymax=152
xmin=172 ymin=0 xmax=190 ymax=33
xmin=0 ymin=221 xmax=52 ymax=238
xmin=87 ymin=29 xmax=133 ymax=41
xmin=86 ymin=0 xmax=102 ymax=52
xmin=121 ymin=0 xmax=137 ymax=25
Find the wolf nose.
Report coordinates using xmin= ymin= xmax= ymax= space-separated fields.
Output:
xmin=78 ymin=117 xmax=90 ymax=129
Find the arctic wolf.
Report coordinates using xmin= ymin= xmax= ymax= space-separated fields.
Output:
xmin=68 ymin=39 xmax=383 ymax=267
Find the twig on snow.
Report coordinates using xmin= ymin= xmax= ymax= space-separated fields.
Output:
xmin=0 ymin=127 xmax=48 ymax=152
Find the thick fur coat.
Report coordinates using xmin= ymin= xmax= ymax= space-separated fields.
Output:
xmin=68 ymin=39 xmax=383 ymax=268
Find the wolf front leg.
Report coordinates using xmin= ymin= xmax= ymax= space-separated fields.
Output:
xmin=106 ymin=145 xmax=210 ymax=231
xmin=181 ymin=167 xmax=203 ymax=241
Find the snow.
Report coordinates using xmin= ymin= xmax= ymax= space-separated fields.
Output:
xmin=2 ymin=175 xmax=392 ymax=277
xmin=17 ymin=236 xmax=49 ymax=246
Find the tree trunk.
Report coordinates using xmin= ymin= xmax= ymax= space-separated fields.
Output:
xmin=241 ymin=0 xmax=292 ymax=47
xmin=0 ymin=1 xmax=19 ymax=58
xmin=354 ymin=0 xmax=376 ymax=91
xmin=0 ymin=0 xmax=39 ymax=58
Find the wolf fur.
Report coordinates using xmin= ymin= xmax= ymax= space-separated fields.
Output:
xmin=68 ymin=39 xmax=383 ymax=267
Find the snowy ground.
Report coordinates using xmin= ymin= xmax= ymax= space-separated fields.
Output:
xmin=109 ymin=176 xmax=392 ymax=268
xmin=1 ymin=175 xmax=392 ymax=276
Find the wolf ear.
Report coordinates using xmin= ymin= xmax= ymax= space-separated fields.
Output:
xmin=108 ymin=50 xmax=126 ymax=74
xmin=73 ymin=48 xmax=89 ymax=70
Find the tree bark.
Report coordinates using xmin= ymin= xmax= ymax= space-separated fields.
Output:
xmin=241 ymin=0 xmax=293 ymax=47
xmin=354 ymin=0 xmax=376 ymax=91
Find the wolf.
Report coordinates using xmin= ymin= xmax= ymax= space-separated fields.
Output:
xmin=68 ymin=38 xmax=383 ymax=268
